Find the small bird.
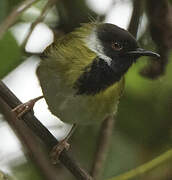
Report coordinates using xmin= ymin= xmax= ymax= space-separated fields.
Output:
xmin=12 ymin=23 xmax=160 ymax=160
xmin=36 ymin=23 xmax=159 ymax=126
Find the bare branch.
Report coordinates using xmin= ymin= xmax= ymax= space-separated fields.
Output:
xmin=0 ymin=80 xmax=93 ymax=180
xmin=140 ymin=0 xmax=172 ymax=79
xmin=128 ymin=0 xmax=144 ymax=38
xmin=0 ymin=98 xmax=60 ymax=180
xmin=22 ymin=0 xmax=57 ymax=48
xmin=0 ymin=0 xmax=38 ymax=39
xmin=91 ymin=115 xmax=115 ymax=180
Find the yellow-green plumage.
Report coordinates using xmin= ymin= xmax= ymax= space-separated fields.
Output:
xmin=42 ymin=23 xmax=96 ymax=86
xmin=37 ymin=23 xmax=125 ymax=124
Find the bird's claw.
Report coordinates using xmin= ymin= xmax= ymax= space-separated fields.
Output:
xmin=50 ymin=140 xmax=70 ymax=164
xmin=12 ymin=96 xmax=44 ymax=118
xmin=50 ymin=124 xmax=76 ymax=164
xmin=12 ymin=101 xmax=34 ymax=118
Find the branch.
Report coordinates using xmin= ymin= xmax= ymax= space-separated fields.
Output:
xmin=128 ymin=0 xmax=144 ymax=38
xmin=22 ymin=0 xmax=57 ymax=48
xmin=140 ymin=0 xmax=172 ymax=79
xmin=108 ymin=149 xmax=172 ymax=180
xmin=91 ymin=115 xmax=115 ymax=180
xmin=0 ymin=80 xmax=93 ymax=180
xmin=0 ymin=0 xmax=38 ymax=39
xmin=0 ymin=98 xmax=60 ymax=180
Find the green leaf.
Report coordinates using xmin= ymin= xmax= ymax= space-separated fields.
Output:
xmin=0 ymin=32 xmax=22 ymax=78
xmin=0 ymin=0 xmax=8 ymax=23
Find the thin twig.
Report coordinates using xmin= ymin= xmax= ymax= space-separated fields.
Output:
xmin=91 ymin=115 xmax=115 ymax=180
xmin=108 ymin=149 xmax=172 ymax=180
xmin=0 ymin=98 xmax=59 ymax=180
xmin=0 ymin=80 xmax=93 ymax=180
xmin=22 ymin=0 xmax=57 ymax=48
xmin=0 ymin=0 xmax=38 ymax=39
xmin=128 ymin=0 xmax=143 ymax=38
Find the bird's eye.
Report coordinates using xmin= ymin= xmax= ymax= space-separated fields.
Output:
xmin=112 ymin=42 xmax=123 ymax=51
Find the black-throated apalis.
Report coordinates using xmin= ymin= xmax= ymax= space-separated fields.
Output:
xmin=13 ymin=22 xmax=160 ymax=157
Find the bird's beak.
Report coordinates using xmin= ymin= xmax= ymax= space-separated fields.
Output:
xmin=127 ymin=48 xmax=160 ymax=58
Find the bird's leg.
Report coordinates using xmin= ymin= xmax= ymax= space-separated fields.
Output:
xmin=50 ymin=123 xmax=77 ymax=164
xmin=12 ymin=95 xmax=44 ymax=118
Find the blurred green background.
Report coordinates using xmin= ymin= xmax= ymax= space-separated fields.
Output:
xmin=0 ymin=0 xmax=172 ymax=179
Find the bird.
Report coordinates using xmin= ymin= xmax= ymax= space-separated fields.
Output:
xmin=12 ymin=22 xmax=160 ymax=160
xmin=36 ymin=23 xmax=159 ymax=125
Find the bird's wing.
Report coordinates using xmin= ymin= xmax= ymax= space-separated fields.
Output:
xmin=39 ymin=24 xmax=98 ymax=88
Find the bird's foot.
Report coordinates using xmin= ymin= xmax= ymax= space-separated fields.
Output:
xmin=50 ymin=123 xmax=77 ymax=164
xmin=50 ymin=139 xmax=70 ymax=164
xmin=12 ymin=95 xmax=44 ymax=118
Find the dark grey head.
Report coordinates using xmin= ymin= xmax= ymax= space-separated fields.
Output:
xmin=96 ymin=23 xmax=159 ymax=61
xmin=74 ymin=23 xmax=160 ymax=95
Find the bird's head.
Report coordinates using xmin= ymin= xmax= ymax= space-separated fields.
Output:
xmin=75 ymin=23 xmax=160 ymax=95
xmin=86 ymin=23 xmax=160 ymax=66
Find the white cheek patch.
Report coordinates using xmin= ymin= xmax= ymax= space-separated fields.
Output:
xmin=85 ymin=30 xmax=112 ymax=66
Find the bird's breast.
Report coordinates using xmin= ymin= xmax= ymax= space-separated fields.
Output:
xmin=74 ymin=56 xmax=128 ymax=95
xmin=37 ymin=62 xmax=125 ymax=124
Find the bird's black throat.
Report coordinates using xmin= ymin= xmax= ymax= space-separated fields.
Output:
xmin=74 ymin=56 xmax=133 ymax=95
